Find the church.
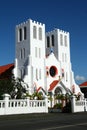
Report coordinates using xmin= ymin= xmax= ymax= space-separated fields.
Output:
xmin=13 ymin=19 xmax=81 ymax=105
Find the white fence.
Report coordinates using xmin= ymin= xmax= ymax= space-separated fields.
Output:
xmin=71 ymin=95 xmax=87 ymax=113
xmin=0 ymin=94 xmax=48 ymax=115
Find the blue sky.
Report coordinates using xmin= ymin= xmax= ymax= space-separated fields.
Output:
xmin=0 ymin=0 xmax=87 ymax=84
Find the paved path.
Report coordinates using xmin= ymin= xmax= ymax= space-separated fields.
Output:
xmin=0 ymin=112 xmax=87 ymax=130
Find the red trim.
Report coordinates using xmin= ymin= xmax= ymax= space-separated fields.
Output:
xmin=37 ymin=87 xmax=42 ymax=92
xmin=48 ymin=80 xmax=59 ymax=91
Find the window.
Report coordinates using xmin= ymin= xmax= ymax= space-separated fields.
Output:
xmin=62 ymin=69 xmax=64 ymax=77
xmin=19 ymin=28 xmax=22 ymax=41
xmin=20 ymin=69 xmax=22 ymax=79
xmin=39 ymin=48 xmax=41 ymax=58
xmin=23 ymin=48 xmax=25 ymax=59
xmin=47 ymin=36 xmax=50 ymax=47
xmin=24 ymin=68 xmax=26 ymax=76
xmin=64 ymin=35 xmax=67 ymax=46
xmin=55 ymin=87 xmax=62 ymax=95
xmin=39 ymin=27 xmax=42 ymax=40
xmin=24 ymin=26 xmax=27 ymax=40
xmin=65 ymin=53 xmax=67 ymax=62
xmin=33 ymin=26 xmax=37 ymax=39
xmin=20 ymin=69 xmax=24 ymax=79
xmin=66 ymin=72 xmax=68 ymax=81
xmin=20 ymin=49 xmax=22 ymax=59
xmin=39 ymin=69 xmax=41 ymax=79
xmin=35 ymin=47 xmax=37 ymax=57
xmin=36 ymin=68 xmax=38 ymax=80
xmin=51 ymin=35 xmax=54 ymax=46
xmin=62 ymin=53 xmax=64 ymax=62
xmin=60 ymin=34 xmax=63 ymax=46
xmin=49 ymin=66 xmax=57 ymax=77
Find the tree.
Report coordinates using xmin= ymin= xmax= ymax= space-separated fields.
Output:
xmin=0 ymin=78 xmax=14 ymax=99
xmin=14 ymin=78 xmax=26 ymax=99
xmin=0 ymin=75 xmax=27 ymax=99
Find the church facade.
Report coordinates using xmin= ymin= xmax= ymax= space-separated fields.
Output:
xmin=13 ymin=19 xmax=81 ymax=103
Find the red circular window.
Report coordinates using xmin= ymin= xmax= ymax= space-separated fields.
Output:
xmin=49 ymin=66 xmax=58 ymax=77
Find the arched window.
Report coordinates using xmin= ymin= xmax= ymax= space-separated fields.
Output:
xmin=39 ymin=48 xmax=41 ymax=58
xmin=18 ymin=28 xmax=22 ymax=42
xmin=23 ymin=48 xmax=25 ymax=59
xmin=33 ymin=26 xmax=37 ymax=39
xmin=66 ymin=72 xmax=68 ymax=81
xmin=39 ymin=27 xmax=42 ymax=40
xmin=35 ymin=47 xmax=37 ymax=57
xmin=55 ymin=87 xmax=62 ymax=95
xmin=51 ymin=35 xmax=54 ymax=46
xmin=65 ymin=53 xmax=67 ymax=62
xmin=20 ymin=69 xmax=23 ymax=79
xmin=60 ymin=34 xmax=63 ymax=46
xmin=39 ymin=69 xmax=41 ymax=79
xmin=24 ymin=26 xmax=27 ymax=40
xmin=20 ymin=49 xmax=22 ymax=59
xmin=36 ymin=68 xmax=38 ymax=80
xmin=62 ymin=53 xmax=64 ymax=62
xmin=64 ymin=35 xmax=67 ymax=47
xmin=47 ymin=36 xmax=50 ymax=47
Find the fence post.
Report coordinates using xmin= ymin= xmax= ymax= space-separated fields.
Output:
xmin=2 ymin=94 xmax=10 ymax=115
xmin=45 ymin=95 xmax=48 ymax=113
xmin=26 ymin=97 xmax=30 ymax=107
xmin=84 ymin=99 xmax=86 ymax=112
xmin=71 ymin=95 xmax=76 ymax=113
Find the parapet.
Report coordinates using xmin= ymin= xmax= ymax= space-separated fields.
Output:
xmin=58 ymin=29 xmax=69 ymax=34
xmin=46 ymin=28 xmax=69 ymax=35
xmin=16 ymin=18 xmax=44 ymax=28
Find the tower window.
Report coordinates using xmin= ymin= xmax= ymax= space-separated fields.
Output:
xmin=60 ymin=34 xmax=63 ymax=46
xmin=66 ymin=72 xmax=68 ymax=81
xmin=62 ymin=53 xmax=64 ymax=62
xmin=64 ymin=35 xmax=67 ymax=46
xmin=20 ymin=49 xmax=22 ymax=59
xmin=65 ymin=53 xmax=67 ymax=62
xmin=39 ymin=48 xmax=41 ymax=58
xmin=39 ymin=69 xmax=41 ymax=79
xmin=33 ymin=26 xmax=37 ymax=39
xmin=36 ymin=68 xmax=38 ymax=80
xmin=19 ymin=28 xmax=22 ymax=42
xmin=47 ymin=36 xmax=50 ymax=47
xmin=35 ymin=47 xmax=37 ymax=57
xmin=23 ymin=48 xmax=25 ymax=59
xmin=51 ymin=35 xmax=54 ymax=46
xmin=24 ymin=26 xmax=27 ymax=40
xmin=39 ymin=27 xmax=42 ymax=40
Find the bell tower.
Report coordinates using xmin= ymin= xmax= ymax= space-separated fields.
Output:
xmin=14 ymin=19 xmax=46 ymax=94
xmin=46 ymin=29 xmax=72 ymax=89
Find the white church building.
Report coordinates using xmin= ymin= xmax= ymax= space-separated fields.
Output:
xmin=14 ymin=19 xmax=81 ymax=103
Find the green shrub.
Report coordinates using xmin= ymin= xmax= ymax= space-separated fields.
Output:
xmin=53 ymin=103 xmax=62 ymax=109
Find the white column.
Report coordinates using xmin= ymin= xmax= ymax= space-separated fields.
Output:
xmin=71 ymin=95 xmax=76 ymax=113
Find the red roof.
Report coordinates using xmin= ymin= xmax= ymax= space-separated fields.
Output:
xmin=79 ymin=81 xmax=87 ymax=87
xmin=0 ymin=63 xmax=14 ymax=75
xmin=48 ymin=80 xmax=59 ymax=91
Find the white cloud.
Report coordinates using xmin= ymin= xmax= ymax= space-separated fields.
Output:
xmin=75 ymin=75 xmax=86 ymax=81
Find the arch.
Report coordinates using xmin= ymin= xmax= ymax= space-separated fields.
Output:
xmin=54 ymin=87 xmax=62 ymax=95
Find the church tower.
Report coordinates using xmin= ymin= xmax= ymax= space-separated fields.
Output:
xmin=45 ymin=29 xmax=73 ymax=90
xmin=14 ymin=19 xmax=46 ymax=94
